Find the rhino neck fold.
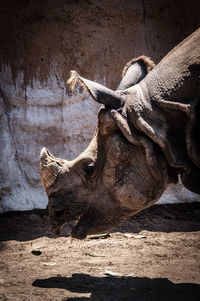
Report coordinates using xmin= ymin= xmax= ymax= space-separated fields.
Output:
xmin=144 ymin=28 xmax=200 ymax=104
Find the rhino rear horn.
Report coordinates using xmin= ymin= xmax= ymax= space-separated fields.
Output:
xmin=117 ymin=56 xmax=155 ymax=90
xmin=40 ymin=147 xmax=61 ymax=191
xmin=67 ymin=70 xmax=124 ymax=109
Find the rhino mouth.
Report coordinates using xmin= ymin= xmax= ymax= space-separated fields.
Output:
xmin=51 ymin=207 xmax=112 ymax=240
xmin=50 ymin=210 xmax=84 ymax=236
xmin=51 ymin=211 xmax=92 ymax=239
xmin=71 ymin=207 xmax=114 ymax=239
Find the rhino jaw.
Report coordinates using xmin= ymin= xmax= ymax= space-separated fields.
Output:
xmin=70 ymin=206 xmax=121 ymax=239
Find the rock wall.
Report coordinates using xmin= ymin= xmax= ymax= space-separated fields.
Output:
xmin=0 ymin=0 xmax=200 ymax=212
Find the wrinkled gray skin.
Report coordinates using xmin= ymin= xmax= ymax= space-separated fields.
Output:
xmin=40 ymin=28 xmax=200 ymax=239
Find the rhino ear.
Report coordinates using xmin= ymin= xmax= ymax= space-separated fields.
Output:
xmin=40 ymin=148 xmax=61 ymax=192
xmin=117 ymin=56 xmax=155 ymax=90
xmin=67 ymin=71 xmax=124 ymax=109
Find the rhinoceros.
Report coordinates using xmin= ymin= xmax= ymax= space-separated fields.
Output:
xmin=40 ymin=28 xmax=200 ymax=239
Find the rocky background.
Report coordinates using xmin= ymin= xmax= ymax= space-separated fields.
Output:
xmin=0 ymin=0 xmax=200 ymax=212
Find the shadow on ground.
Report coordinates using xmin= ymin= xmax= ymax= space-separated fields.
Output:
xmin=32 ymin=273 xmax=200 ymax=301
xmin=0 ymin=203 xmax=200 ymax=242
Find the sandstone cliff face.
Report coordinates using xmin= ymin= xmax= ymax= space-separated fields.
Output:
xmin=0 ymin=0 xmax=200 ymax=212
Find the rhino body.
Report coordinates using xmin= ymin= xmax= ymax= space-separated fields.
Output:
xmin=40 ymin=28 xmax=200 ymax=239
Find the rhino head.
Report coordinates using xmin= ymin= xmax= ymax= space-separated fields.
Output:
xmin=40 ymin=110 xmax=171 ymax=239
xmin=40 ymin=56 xmax=172 ymax=239
xmin=40 ymin=29 xmax=200 ymax=239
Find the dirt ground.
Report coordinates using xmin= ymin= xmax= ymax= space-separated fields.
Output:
xmin=0 ymin=203 xmax=200 ymax=301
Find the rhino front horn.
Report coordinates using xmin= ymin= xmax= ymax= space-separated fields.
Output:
xmin=39 ymin=147 xmax=61 ymax=192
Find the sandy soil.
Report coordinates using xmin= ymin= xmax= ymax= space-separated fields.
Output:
xmin=0 ymin=203 xmax=200 ymax=301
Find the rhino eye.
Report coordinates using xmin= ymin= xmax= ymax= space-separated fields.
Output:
xmin=84 ymin=162 xmax=95 ymax=175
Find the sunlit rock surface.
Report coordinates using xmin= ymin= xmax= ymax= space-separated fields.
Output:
xmin=0 ymin=67 xmax=100 ymax=212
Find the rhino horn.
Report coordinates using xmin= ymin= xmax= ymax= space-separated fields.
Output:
xmin=67 ymin=70 xmax=124 ymax=109
xmin=39 ymin=147 xmax=61 ymax=191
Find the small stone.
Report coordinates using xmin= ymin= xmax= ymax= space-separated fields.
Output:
xmin=0 ymin=279 xmax=5 ymax=285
